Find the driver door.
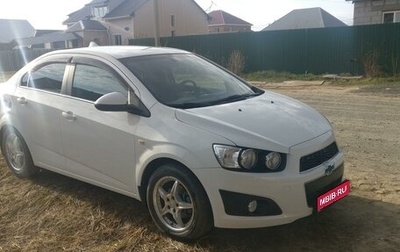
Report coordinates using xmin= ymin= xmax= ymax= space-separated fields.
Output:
xmin=60 ymin=57 xmax=139 ymax=195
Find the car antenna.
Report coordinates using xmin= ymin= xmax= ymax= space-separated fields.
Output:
xmin=89 ymin=41 xmax=99 ymax=47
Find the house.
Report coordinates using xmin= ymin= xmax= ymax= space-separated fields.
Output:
xmin=65 ymin=20 xmax=108 ymax=47
xmin=60 ymin=0 xmax=209 ymax=47
xmin=17 ymin=30 xmax=75 ymax=49
xmin=347 ymin=0 xmax=400 ymax=25
xmin=0 ymin=19 xmax=35 ymax=48
xmin=207 ymin=10 xmax=252 ymax=33
xmin=263 ymin=7 xmax=347 ymax=31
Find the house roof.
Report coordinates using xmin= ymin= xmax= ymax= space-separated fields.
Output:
xmin=63 ymin=0 xmax=144 ymax=24
xmin=63 ymin=0 xmax=208 ymax=24
xmin=34 ymin=30 xmax=63 ymax=37
xmin=263 ymin=7 xmax=347 ymax=31
xmin=91 ymin=0 xmax=109 ymax=4
xmin=18 ymin=32 xmax=79 ymax=47
xmin=66 ymin=20 xmax=108 ymax=32
xmin=0 ymin=19 xmax=35 ymax=43
xmin=208 ymin=10 xmax=252 ymax=26
xmin=103 ymin=0 xmax=147 ymax=19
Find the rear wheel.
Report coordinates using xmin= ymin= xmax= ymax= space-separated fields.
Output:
xmin=1 ymin=127 xmax=38 ymax=178
xmin=146 ymin=164 xmax=213 ymax=240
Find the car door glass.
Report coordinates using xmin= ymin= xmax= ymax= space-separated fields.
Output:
xmin=21 ymin=63 xmax=66 ymax=93
xmin=72 ymin=64 xmax=128 ymax=102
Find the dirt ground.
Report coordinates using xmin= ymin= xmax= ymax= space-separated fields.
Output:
xmin=0 ymin=82 xmax=399 ymax=251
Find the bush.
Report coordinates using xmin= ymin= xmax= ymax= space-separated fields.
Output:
xmin=363 ymin=50 xmax=383 ymax=77
xmin=227 ymin=50 xmax=245 ymax=75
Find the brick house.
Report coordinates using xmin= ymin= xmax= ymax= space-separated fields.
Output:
xmin=207 ymin=10 xmax=252 ymax=33
xmin=21 ymin=0 xmax=209 ymax=48
xmin=348 ymin=0 xmax=400 ymax=25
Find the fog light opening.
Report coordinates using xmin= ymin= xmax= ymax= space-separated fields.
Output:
xmin=248 ymin=200 xmax=258 ymax=213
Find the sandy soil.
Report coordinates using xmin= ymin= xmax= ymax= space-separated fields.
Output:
xmin=0 ymin=83 xmax=399 ymax=251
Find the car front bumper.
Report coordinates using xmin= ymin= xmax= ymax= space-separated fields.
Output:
xmin=193 ymin=131 xmax=346 ymax=229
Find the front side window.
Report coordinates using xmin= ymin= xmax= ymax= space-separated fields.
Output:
xmin=120 ymin=54 xmax=263 ymax=109
xmin=21 ymin=63 xmax=66 ymax=93
xmin=72 ymin=64 xmax=127 ymax=101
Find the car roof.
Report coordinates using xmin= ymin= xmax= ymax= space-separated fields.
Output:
xmin=45 ymin=46 xmax=190 ymax=59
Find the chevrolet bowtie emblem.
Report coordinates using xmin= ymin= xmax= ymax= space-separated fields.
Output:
xmin=325 ymin=164 xmax=335 ymax=176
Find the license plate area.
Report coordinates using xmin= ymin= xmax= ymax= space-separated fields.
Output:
xmin=317 ymin=180 xmax=350 ymax=211
xmin=304 ymin=163 xmax=345 ymax=209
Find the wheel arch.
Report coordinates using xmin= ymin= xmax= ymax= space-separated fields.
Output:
xmin=0 ymin=124 xmax=38 ymax=177
xmin=0 ymin=124 xmax=27 ymax=148
xmin=0 ymin=123 xmax=14 ymax=146
xmin=0 ymin=125 xmax=5 ymax=145
xmin=138 ymin=158 xmax=212 ymax=212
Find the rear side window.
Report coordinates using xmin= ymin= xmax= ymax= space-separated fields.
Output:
xmin=21 ymin=63 xmax=66 ymax=93
xmin=72 ymin=64 xmax=128 ymax=102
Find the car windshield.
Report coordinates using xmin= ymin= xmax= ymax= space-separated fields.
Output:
xmin=120 ymin=54 xmax=263 ymax=109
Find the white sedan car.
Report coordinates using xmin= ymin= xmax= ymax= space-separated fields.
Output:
xmin=0 ymin=46 xmax=348 ymax=240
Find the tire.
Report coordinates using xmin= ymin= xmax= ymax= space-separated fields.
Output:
xmin=146 ymin=163 xmax=213 ymax=240
xmin=1 ymin=127 xmax=38 ymax=178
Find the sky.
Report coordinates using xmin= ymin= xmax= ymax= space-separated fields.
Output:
xmin=0 ymin=0 xmax=354 ymax=31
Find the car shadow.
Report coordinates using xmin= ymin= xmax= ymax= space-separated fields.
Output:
xmin=30 ymin=168 xmax=152 ymax=225
xmin=30 ymin=169 xmax=400 ymax=252
xmin=199 ymin=195 xmax=400 ymax=251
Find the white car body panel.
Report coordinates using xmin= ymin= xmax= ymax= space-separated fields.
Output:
xmin=0 ymin=46 xmax=346 ymax=231
xmin=59 ymin=97 xmax=138 ymax=193
xmin=175 ymin=92 xmax=332 ymax=153
xmin=193 ymin=131 xmax=344 ymax=228
xmin=11 ymin=88 xmax=65 ymax=170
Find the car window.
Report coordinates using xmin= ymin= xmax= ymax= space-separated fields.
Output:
xmin=170 ymin=60 xmax=227 ymax=93
xmin=120 ymin=54 xmax=259 ymax=108
xmin=72 ymin=64 xmax=128 ymax=102
xmin=21 ymin=63 xmax=66 ymax=93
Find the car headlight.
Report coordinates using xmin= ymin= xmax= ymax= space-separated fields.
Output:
xmin=239 ymin=149 xmax=258 ymax=170
xmin=213 ymin=144 xmax=285 ymax=172
xmin=265 ymin=152 xmax=282 ymax=170
xmin=213 ymin=145 xmax=241 ymax=169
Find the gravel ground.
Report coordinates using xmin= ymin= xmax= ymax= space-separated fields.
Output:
xmin=0 ymin=82 xmax=399 ymax=251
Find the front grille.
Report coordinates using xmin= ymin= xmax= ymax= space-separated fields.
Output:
xmin=305 ymin=163 xmax=344 ymax=209
xmin=300 ymin=142 xmax=339 ymax=172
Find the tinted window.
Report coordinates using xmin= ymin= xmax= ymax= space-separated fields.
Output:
xmin=72 ymin=64 xmax=128 ymax=102
xmin=120 ymin=54 xmax=261 ymax=108
xmin=21 ymin=63 xmax=66 ymax=93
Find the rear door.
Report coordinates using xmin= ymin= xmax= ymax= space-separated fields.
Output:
xmin=11 ymin=56 xmax=70 ymax=170
xmin=60 ymin=56 xmax=139 ymax=195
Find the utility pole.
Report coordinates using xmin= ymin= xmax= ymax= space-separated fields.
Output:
xmin=153 ymin=0 xmax=161 ymax=47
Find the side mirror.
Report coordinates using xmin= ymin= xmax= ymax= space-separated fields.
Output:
xmin=94 ymin=92 xmax=128 ymax=111
xmin=94 ymin=92 xmax=151 ymax=117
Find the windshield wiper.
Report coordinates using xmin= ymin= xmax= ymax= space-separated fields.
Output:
xmin=168 ymin=101 xmax=214 ymax=109
xmin=168 ymin=93 xmax=261 ymax=109
xmin=213 ymin=93 xmax=259 ymax=105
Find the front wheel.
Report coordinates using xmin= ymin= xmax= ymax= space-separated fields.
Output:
xmin=1 ymin=127 xmax=38 ymax=178
xmin=146 ymin=164 xmax=213 ymax=240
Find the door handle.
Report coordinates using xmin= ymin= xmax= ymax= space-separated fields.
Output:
xmin=62 ymin=111 xmax=76 ymax=121
xmin=17 ymin=97 xmax=27 ymax=105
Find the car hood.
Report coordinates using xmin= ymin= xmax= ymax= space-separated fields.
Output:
xmin=175 ymin=91 xmax=332 ymax=153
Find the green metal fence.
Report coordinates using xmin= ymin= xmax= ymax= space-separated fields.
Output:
xmin=130 ymin=23 xmax=400 ymax=76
